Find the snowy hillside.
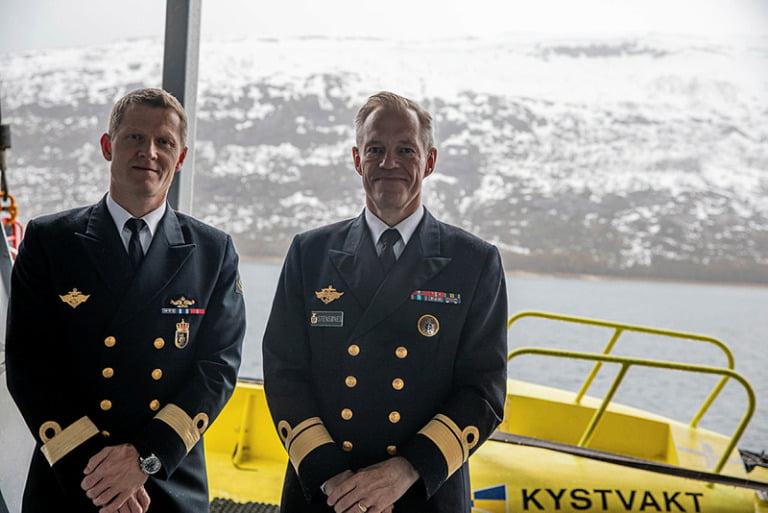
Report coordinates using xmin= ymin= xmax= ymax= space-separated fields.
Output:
xmin=1 ymin=34 xmax=766 ymax=282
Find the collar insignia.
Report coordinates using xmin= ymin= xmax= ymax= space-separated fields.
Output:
xmin=315 ymin=285 xmax=344 ymax=305
xmin=170 ymin=296 xmax=196 ymax=308
xmin=59 ymin=289 xmax=90 ymax=309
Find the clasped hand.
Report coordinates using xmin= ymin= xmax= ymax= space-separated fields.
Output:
xmin=325 ymin=457 xmax=419 ymax=513
xmin=80 ymin=444 xmax=151 ymax=513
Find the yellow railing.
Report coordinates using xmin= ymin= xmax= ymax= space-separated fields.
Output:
xmin=508 ymin=311 xmax=735 ymax=427
xmin=507 ymin=311 xmax=756 ymax=474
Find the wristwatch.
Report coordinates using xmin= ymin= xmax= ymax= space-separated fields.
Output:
xmin=138 ymin=453 xmax=162 ymax=475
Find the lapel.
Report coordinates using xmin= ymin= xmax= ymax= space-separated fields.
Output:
xmin=77 ymin=196 xmax=134 ymax=297
xmin=328 ymin=214 xmax=383 ymax=308
xmin=332 ymin=210 xmax=452 ymax=341
xmin=113 ymin=206 xmax=195 ymax=326
xmin=76 ymin=198 xmax=195 ymax=326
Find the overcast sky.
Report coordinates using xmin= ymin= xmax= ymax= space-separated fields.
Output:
xmin=1 ymin=0 xmax=767 ymax=53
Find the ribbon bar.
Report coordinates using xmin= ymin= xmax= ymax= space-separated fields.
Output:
xmin=161 ymin=308 xmax=206 ymax=314
xmin=410 ymin=290 xmax=461 ymax=305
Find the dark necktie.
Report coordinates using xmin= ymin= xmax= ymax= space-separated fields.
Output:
xmin=126 ymin=218 xmax=146 ymax=270
xmin=379 ymin=228 xmax=400 ymax=274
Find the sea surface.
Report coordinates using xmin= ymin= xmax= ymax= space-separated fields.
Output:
xmin=238 ymin=260 xmax=767 ymax=451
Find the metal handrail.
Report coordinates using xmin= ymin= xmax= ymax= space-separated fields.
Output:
xmin=506 ymin=346 xmax=755 ymax=474
xmin=508 ymin=310 xmax=735 ymax=427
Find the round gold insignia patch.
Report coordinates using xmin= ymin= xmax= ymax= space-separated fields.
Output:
xmin=417 ymin=314 xmax=440 ymax=337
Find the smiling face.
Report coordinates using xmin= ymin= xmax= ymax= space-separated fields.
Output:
xmin=353 ymin=107 xmax=436 ymax=226
xmin=100 ymin=103 xmax=187 ymax=216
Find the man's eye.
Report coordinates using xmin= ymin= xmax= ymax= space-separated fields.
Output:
xmin=400 ymin=147 xmax=414 ymax=153
xmin=158 ymin=138 xmax=173 ymax=147
xmin=129 ymin=134 xmax=142 ymax=141
xmin=367 ymin=147 xmax=384 ymax=154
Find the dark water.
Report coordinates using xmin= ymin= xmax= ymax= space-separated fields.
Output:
xmin=239 ymin=260 xmax=767 ymax=451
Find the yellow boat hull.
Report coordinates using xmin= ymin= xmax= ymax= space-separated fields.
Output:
xmin=205 ymin=380 xmax=768 ymax=512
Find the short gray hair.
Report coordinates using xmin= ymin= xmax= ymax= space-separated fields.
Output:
xmin=108 ymin=88 xmax=188 ymax=145
xmin=354 ymin=91 xmax=434 ymax=151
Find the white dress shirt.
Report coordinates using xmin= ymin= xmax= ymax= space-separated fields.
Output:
xmin=365 ymin=205 xmax=425 ymax=260
xmin=106 ymin=194 xmax=166 ymax=255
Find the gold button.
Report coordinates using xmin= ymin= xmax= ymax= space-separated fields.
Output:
xmin=151 ymin=369 xmax=163 ymax=380
xmin=342 ymin=441 xmax=353 ymax=451
xmin=392 ymin=378 xmax=404 ymax=390
xmin=348 ymin=344 xmax=360 ymax=356
xmin=395 ymin=346 xmax=407 ymax=359
xmin=341 ymin=408 xmax=353 ymax=420
xmin=345 ymin=376 xmax=357 ymax=388
xmin=388 ymin=411 xmax=401 ymax=423
xmin=102 ymin=367 xmax=114 ymax=379
xmin=386 ymin=445 xmax=397 ymax=455
xmin=101 ymin=431 xmax=111 ymax=438
xmin=149 ymin=400 xmax=160 ymax=411
xmin=100 ymin=400 xmax=112 ymax=411
xmin=104 ymin=336 xmax=116 ymax=348
xmin=153 ymin=337 xmax=165 ymax=349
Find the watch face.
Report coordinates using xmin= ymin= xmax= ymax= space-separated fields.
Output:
xmin=141 ymin=454 xmax=162 ymax=475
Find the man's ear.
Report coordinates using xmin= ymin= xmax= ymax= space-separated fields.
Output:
xmin=424 ymin=148 xmax=437 ymax=177
xmin=175 ymin=146 xmax=189 ymax=172
xmin=99 ymin=133 xmax=112 ymax=161
xmin=352 ymin=147 xmax=362 ymax=176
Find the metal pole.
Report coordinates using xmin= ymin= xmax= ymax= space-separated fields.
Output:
xmin=162 ymin=0 xmax=201 ymax=213
xmin=0 ymin=94 xmax=10 ymax=194
xmin=0 ymin=96 xmax=13 ymax=296
xmin=577 ymin=363 xmax=630 ymax=448
xmin=575 ymin=327 xmax=623 ymax=403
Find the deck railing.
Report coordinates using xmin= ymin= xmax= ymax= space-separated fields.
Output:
xmin=507 ymin=311 xmax=756 ymax=474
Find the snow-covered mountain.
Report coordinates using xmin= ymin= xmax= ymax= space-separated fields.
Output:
xmin=1 ymin=34 xmax=767 ymax=282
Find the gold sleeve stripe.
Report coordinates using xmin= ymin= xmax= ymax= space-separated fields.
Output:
xmin=417 ymin=414 xmax=480 ymax=476
xmin=277 ymin=417 xmax=334 ymax=472
xmin=155 ymin=403 xmax=207 ymax=453
xmin=39 ymin=416 xmax=99 ymax=466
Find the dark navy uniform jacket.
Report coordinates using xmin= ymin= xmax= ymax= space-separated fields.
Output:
xmin=6 ymin=196 xmax=246 ymax=512
xmin=263 ymin=209 xmax=507 ymax=512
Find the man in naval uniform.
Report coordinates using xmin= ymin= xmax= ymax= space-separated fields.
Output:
xmin=6 ymin=88 xmax=246 ymax=512
xmin=262 ymin=92 xmax=507 ymax=513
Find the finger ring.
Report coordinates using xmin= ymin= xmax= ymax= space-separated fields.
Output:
xmin=357 ymin=503 xmax=368 ymax=513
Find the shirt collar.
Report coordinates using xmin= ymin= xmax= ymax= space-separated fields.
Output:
xmin=364 ymin=205 xmax=424 ymax=246
xmin=106 ymin=194 xmax=166 ymax=237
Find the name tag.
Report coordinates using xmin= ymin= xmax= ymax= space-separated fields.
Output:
xmin=310 ymin=311 xmax=344 ymax=328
